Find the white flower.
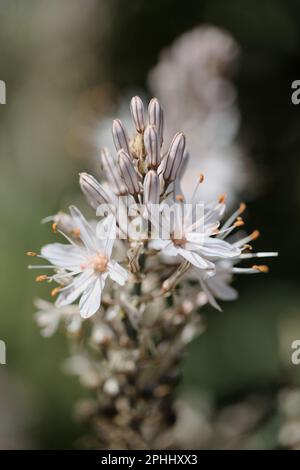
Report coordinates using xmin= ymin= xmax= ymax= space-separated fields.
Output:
xmin=149 ymin=198 xmax=241 ymax=272
xmin=194 ymin=246 xmax=278 ymax=311
xmin=34 ymin=298 xmax=82 ymax=337
xmin=194 ymin=260 xmax=238 ymax=311
xmin=33 ymin=207 xmax=129 ymax=318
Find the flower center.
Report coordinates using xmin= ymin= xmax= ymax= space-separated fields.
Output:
xmin=91 ymin=253 xmax=108 ymax=273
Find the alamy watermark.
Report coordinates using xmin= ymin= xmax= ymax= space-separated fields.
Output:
xmin=291 ymin=339 xmax=300 ymax=365
xmin=0 ymin=340 xmax=6 ymax=365
xmin=95 ymin=201 xmax=205 ymax=241
xmin=0 ymin=80 xmax=6 ymax=104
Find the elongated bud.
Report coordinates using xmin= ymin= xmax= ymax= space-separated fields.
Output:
xmin=160 ymin=132 xmax=186 ymax=183
xmin=143 ymin=170 xmax=160 ymax=205
xmin=101 ymin=147 xmax=127 ymax=195
xmin=144 ymin=125 xmax=161 ymax=169
xmin=162 ymin=261 xmax=190 ymax=292
xmin=118 ymin=150 xmax=140 ymax=195
xmin=112 ymin=119 xmax=130 ymax=155
xmin=130 ymin=96 xmax=145 ymax=133
xmin=148 ymin=98 xmax=164 ymax=144
xmin=79 ymin=172 xmax=112 ymax=209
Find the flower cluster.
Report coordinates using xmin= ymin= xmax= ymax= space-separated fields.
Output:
xmin=28 ymin=96 xmax=277 ymax=448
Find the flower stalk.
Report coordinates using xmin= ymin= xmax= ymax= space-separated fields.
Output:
xmin=29 ymin=96 xmax=277 ymax=449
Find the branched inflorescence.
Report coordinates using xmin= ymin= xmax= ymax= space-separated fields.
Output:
xmin=28 ymin=97 xmax=277 ymax=449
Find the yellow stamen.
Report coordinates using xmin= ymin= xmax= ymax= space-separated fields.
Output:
xmin=252 ymin=264 xmax=269 ymax=273
xmin=242 ymin=244 xmax=253 ymax=251
xmin=198 ymin=173 xmax=205 ymax=183
xmin=52 ymin=222 xmax=58 ymax=233
xmin=51 ymin=287 xmax=61 ymax=297
xmin=35 ymin=275 xmax=48 ymax=283
xmin=250 ymin=230 xmax=260 ymax=241
xmin=26 ymin=251 xmax=37 ymax=257
xmin=234 ymin=217 xmax=245 ymax=227
xmin=239 ymin=202 xmax=246 ymax=214
xmin=218 ymin=193 xmax=227 ymax=204
xmin=175 ymin=194 xmax=184 ymax=202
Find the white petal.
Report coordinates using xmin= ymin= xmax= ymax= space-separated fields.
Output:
xmin=56 ymin=270 xmax=94 ymax=307
xmin=149 ymin=238 xmax=179 ymax=256
xmin=200 ymin=279 xmax=222 ymax=311
xmin=99 ymin=214 xmax=116 ymax=257
xmin=108 ymin=260 xmax=129 ymax=285
xmin=69 ymin=206 xmax=98 ymax=253
xmin=199 ymin=237 xmax=241 ymax=258
xmin=177 ymin=248 xmax=215 ymax=270
xmin=41 ymin=243 xmax=85 ymax=269
xmin=79 ymin=275 xmax=105 ymax=318
xmin=206 ymin=277 xmax=238 ymax=301
xmin=148 ymin=204 xmax=171 ymax=240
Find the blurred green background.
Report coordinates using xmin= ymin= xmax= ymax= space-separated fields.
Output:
xmin=0 ymin=0 xmax=300 ymax=448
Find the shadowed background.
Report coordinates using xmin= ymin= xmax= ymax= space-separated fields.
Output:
xmin=0 ymin=0 xmax=300 ymax=448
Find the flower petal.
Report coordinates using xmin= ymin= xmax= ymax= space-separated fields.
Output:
xmin=108 ymin=260 xmax=129 ymax=285
xmin=177 ymin=248 xmax=215 ymax=270
xmin=206 ymin=277 xmax=238 ymax=301
xmin=69 ymin=205 xmax=98 ymax=253
xmin=148 ymin=204 xmax=171 ymax=240
xmin=56 ymin=270 xmax=94 ymax=308
xmin=199 ymin=279 xmax=222 ymax=311
xmin=199 ymin=237 xmax=241 ymax=258
xmin=79 ymin=275 xmax=106 ymax=318
xmin=149 ymin=238 xmax=179 ymax=256
xmin=41 ymin=243 xmax=85 ymax=269
xmin=97 ymin=214 xmax=116 ymax=257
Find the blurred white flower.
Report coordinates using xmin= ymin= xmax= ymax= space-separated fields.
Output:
xmin=35 ymin=298 xmax=82 ymax=337
xmin=149 ymin=26 xmax=251 ymax=204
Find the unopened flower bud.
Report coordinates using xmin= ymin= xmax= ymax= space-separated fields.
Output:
xmin=143 ymin=170 xmax=160 ymax=205
xmin=160 ymin=132 xmax=186 ymax=183
xmin=101 ymin=147 xmax=127 ymax=195
xmin=130 ymin=96 xmax=145 ymax=133
xmin=144 ymin=125 xmax=161 ymax=169
xmin=112 ymin=119 xmax=130 ymax=155
xmin=79 ymin=172 xmax=112 ymax=209
xmin=148 ymin=98 xmax=164 ymax=144
xmin=118 ymin=150 xmax=140 ymax=195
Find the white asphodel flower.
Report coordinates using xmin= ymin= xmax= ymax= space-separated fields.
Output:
xmin=194 ymin=231 xmax=278 ymax=311
xmin=30 ymin=207 xmax=129 ymax=318
xmin=148 ymin=196 xmax=241 ymax=271
xmin=34 ymin=298 xmax=82 ymax=337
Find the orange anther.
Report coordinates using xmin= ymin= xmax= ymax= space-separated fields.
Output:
xmin=35 ymin=275 xmax=48 ymax=282
xmin=26 ymin=251 xmax=37 ymax=257
xmin=252 ymin=264 xmax=269 ymax=273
